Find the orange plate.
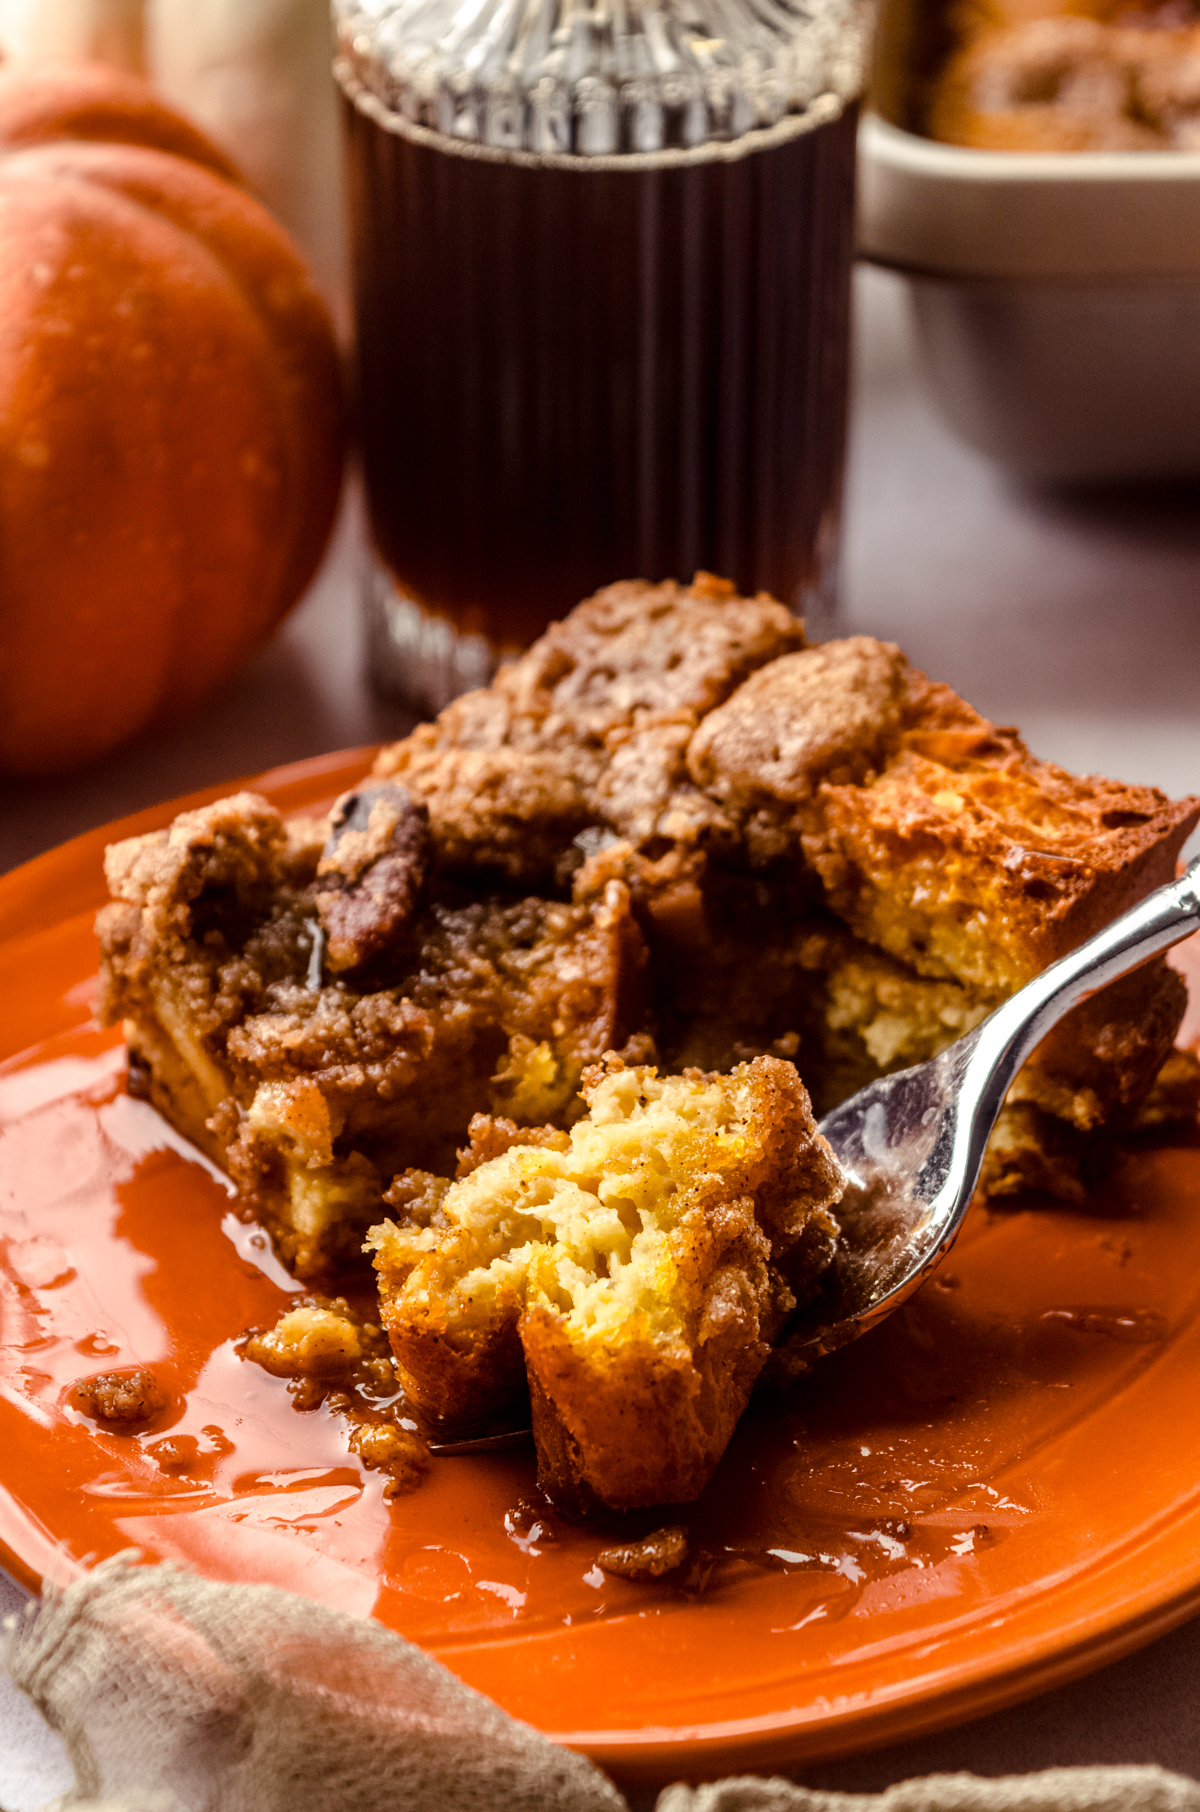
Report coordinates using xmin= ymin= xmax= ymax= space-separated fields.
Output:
xmin=3 ymin=750 xmax=1200 ymax=1787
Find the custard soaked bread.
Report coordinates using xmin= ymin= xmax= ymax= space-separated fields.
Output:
xmin=98 ymin=790 xmax=645 ymax=1276
xmin=369 ymin=1057 xmax=843 ymax=1510
xmin=98 ymin=574 xmax=1200 ymax=1284
xmin=681 ymin=635 xmax=1197 ymax=1177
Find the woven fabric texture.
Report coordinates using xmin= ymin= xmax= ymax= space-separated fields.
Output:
xmin=4 ymin=1556 xmax=1198 ymax=1812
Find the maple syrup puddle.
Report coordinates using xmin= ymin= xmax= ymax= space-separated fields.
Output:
xmin=3 ymin=1034 xmax=1200 ymax=1650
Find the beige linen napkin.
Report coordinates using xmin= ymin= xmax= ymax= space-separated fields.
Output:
xmin=4 ymin=1555 xmax=1198 ymax=1812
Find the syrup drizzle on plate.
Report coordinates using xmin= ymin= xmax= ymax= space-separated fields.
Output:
xmin=3 ymin=1035 xmax=1197 ymax=1645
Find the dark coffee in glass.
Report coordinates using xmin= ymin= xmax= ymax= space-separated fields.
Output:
xmin=336 ymin=0 xmax=867 ymax=712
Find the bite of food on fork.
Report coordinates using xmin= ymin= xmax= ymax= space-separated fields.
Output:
xmin=95 ymin=573 xmax=1200 ymax=1516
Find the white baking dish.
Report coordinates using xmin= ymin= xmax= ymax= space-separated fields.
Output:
xmin=857 ymin=110 xmax=1200 ymax=479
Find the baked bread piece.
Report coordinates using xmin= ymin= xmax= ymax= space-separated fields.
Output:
xmin=572 ymin=642 xmax=1190 ymax=1194
xmin=98 ymin=575 xmax=1200 ymax=1299
xmin=98 ymin=788 xmax=646 ymax=1276
xmin=369 ymin=1057 xmax=843 ymax=1509
xmin=811 ymin=737 xmax=1196 ymax=996
xmin=927 ymin=14 xmax=1200 ymax=153
xmin=690 ymin=641 xmax=1199 ymax=995
xmin=681 ymin=634 xmax=1198 ymax=1197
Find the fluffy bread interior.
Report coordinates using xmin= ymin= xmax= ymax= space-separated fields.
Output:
xmin=370 ymin=1057 xmax=843 ymax=1500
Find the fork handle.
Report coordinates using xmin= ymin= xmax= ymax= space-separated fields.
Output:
xmin=979 ymin=853 xmax=1200 ymax=1107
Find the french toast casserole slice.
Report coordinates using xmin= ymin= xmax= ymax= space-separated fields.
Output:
xmin=98 ymin=571 xmax=1200 ymax=1281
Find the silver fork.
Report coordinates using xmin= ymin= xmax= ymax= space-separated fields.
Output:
xmin=799 ymin=852 xmax=1200 ymax=1357
xmin=428 ymin=856 xmax=1200 ymax=1452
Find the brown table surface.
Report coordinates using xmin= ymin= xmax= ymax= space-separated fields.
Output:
xmin=3 ymin=266 xmax=1200 ymax=1806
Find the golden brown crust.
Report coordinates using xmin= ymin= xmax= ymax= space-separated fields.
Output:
xmin=373 ymin=573 xmax=805 ymax=880
xmin=370 ymin=1165 xmax=532 ymax=1430
xmin=682 ymin=637 xmax=1200 ymax=997
xmin=661 ymin=635 xmax=1198 ymax=1159
xmin=805 ymin=717 xmax=1200 ymax=995
xmin=521 ymin=1179 xmax=790 ymax=1511
xmin=523 ymin=1302 xmax=769 ymax=1513
xmin=454 ymin=1114 xmax=573 ymax=1179
xmin=378 ymin=1291 xmax=530 ymax=1434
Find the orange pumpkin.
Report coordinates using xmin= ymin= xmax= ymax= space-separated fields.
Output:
xmin=0 ymin=60 xmax=345 ymax=775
